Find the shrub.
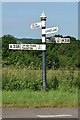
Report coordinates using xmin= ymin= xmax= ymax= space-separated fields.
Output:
xmin=47 ymin=76 xmax=59 ymax=90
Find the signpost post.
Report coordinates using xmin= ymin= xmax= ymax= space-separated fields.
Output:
xmin=9 ymin=12 xmax=70 ymax=91
xmin=40 ymin=12 xmax=47 ymax=90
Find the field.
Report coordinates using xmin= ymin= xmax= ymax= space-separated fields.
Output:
xmin=2 ymin=66 xmax=79 ymax=107
xmin=2 ymin=66 xmax=79 ymax=91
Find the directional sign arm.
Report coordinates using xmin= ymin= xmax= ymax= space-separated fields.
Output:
xmin=45 ymin=27 xmax=59 ymax=34
xmin=9 ymin=44 xmax=46 ymax=50
xmin=46 ymin=37 xmax=70 ymax=43
xmin=31 ymin=22 xmax=42 ymax=29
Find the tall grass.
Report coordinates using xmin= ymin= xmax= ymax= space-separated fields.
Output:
xmin=2 ymin=66 xmax=79 ymax=91
xmin=2 ymin=66 xmax=79 ymax=107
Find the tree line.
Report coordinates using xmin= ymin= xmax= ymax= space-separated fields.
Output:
xmin=2 ymin=34 xmax=80 ymax=69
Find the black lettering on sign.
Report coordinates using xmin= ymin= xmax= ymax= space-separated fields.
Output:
xmin=13 ymin=45 xmax=15 ymax=48
xmin=53 ymin=28 xmax=57 ymax=31
xmin=46 ymin=28 xmax=57 ymax=33
xmin=10 ymin=45 xmax=12 ymax=48
xmin=46 ymin=29 xmax=52 ymax=33
xmin=31 ymin=45 xmax=36 ymax=47
xmin=16 ymin=45 xmax=20 ymax=48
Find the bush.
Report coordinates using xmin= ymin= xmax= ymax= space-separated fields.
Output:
xmin=47 ymin=76 xmax=59 ymax=90
xmin=2 ymin=67 xmax=79 ymax=91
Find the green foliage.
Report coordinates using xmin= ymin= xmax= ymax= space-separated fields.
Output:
xmin=2 ymin=35 xmax=17 ymax=63
xmin=2 ymin=34 xmax=16 ymax=49
xmin=3 ymin=90 xmax=78 ymax=108
xmin=47 ymin=76 xmax=59 ymax=90
xmin=2 ymin=67 xmax=79 ymax=91
xmin=2 ymin=34 xmax=80 ymax=69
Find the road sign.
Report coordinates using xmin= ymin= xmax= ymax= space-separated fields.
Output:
xmin=31 ymin=22 xmax=41 ymax=29
xmin=60 ymin=38 xmax=70 ymax=43
xmin=46 ymin=37 xmax=70 ymax=43
xmin=9 ymin=44 xmax=46 ymax=50
xmin=54 ymin=37 xmax=70 ymax=43
xmin=9 ymin=44 xmax=21 ymax=49
xmin=21 ymin=44 xmax=46 ymax=50
xmin=45 ymin=27 xmax=59 ymax=34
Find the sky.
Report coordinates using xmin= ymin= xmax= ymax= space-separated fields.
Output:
xmin=1 ymin=0 xmax=79 ymax=2
xmin=2 ymin=2 xmax=78 ymax=39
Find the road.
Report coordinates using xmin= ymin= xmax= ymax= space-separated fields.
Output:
xmin=2 ymin=108 xmax=78 ymax=119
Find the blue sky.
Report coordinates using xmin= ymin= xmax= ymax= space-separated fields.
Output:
xmin=2 ymin=2 xmax=78 ymax=39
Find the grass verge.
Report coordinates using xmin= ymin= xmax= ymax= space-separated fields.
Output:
xmin=2 ymin=90 xmax=78 ymax=108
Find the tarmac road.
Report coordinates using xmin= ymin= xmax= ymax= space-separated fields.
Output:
xmin=2 ymin=108 xmax=79 ymax=119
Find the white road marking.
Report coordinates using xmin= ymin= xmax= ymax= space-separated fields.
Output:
xmin=37 ymin=114 xmax=73 ymax=118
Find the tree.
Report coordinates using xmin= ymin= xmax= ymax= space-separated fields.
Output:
xmin=2 ymin=34 xmax=17 ymax=59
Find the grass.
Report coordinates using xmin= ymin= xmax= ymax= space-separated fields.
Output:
xmin=2 ymin=90 xmax=78 ymax=108
xmin=2 ymin=66 xmax=78 ymax=81
xmin=0 ymin=91 xmax=2 ymax=107
xmin=2 ymin=66 xmax=79 ymax=107
xmin=2 ymin=66 xmax=79 ymax=91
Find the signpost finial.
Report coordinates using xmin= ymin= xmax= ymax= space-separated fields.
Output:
xmin=40 ymin=12 xmax=47 ymax=19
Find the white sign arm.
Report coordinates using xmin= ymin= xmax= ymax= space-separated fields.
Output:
xmin=31 ymin=22 xmax=41 ymax=29
xmin=45 ymin=27 xmax=59 ymax=34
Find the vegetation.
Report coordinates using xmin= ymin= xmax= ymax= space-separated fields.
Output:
xmin=2 ymin=34 xmax=80 ymax=91
xmin=3 ymin=90 xmax=78 ymax=108
xmin=2 ymin=66 xmax=79 ymax=91
xmin=2 ymin=34 xmax=80 ymax=69
xmin=1 ymin=34 xmax=79 ymax=107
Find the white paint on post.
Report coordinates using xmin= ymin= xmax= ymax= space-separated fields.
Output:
xmin=42 ymin=29 xmax=45 ymax=35
xmin=42 ymin=36 xmax=45 ymax=43
xmin=41 ymin=21 xmax=46 ymax=27
xmin=42 ymin=44 xmax=46 ymax=50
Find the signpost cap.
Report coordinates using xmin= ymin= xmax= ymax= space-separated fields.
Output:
xmin=40 ymin=12 xmax=47 ymax=18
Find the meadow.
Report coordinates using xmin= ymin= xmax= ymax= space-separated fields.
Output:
xmin=1 ymin=35 xmax=80 ymax=107
xmin=2 ymin=66 xmax=79 ymax=107
xmin=2 ymin=66 xmax=79 ymax=91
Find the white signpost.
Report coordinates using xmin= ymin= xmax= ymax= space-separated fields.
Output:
xmin=9 ymin=12 xmax=70 ymax=90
